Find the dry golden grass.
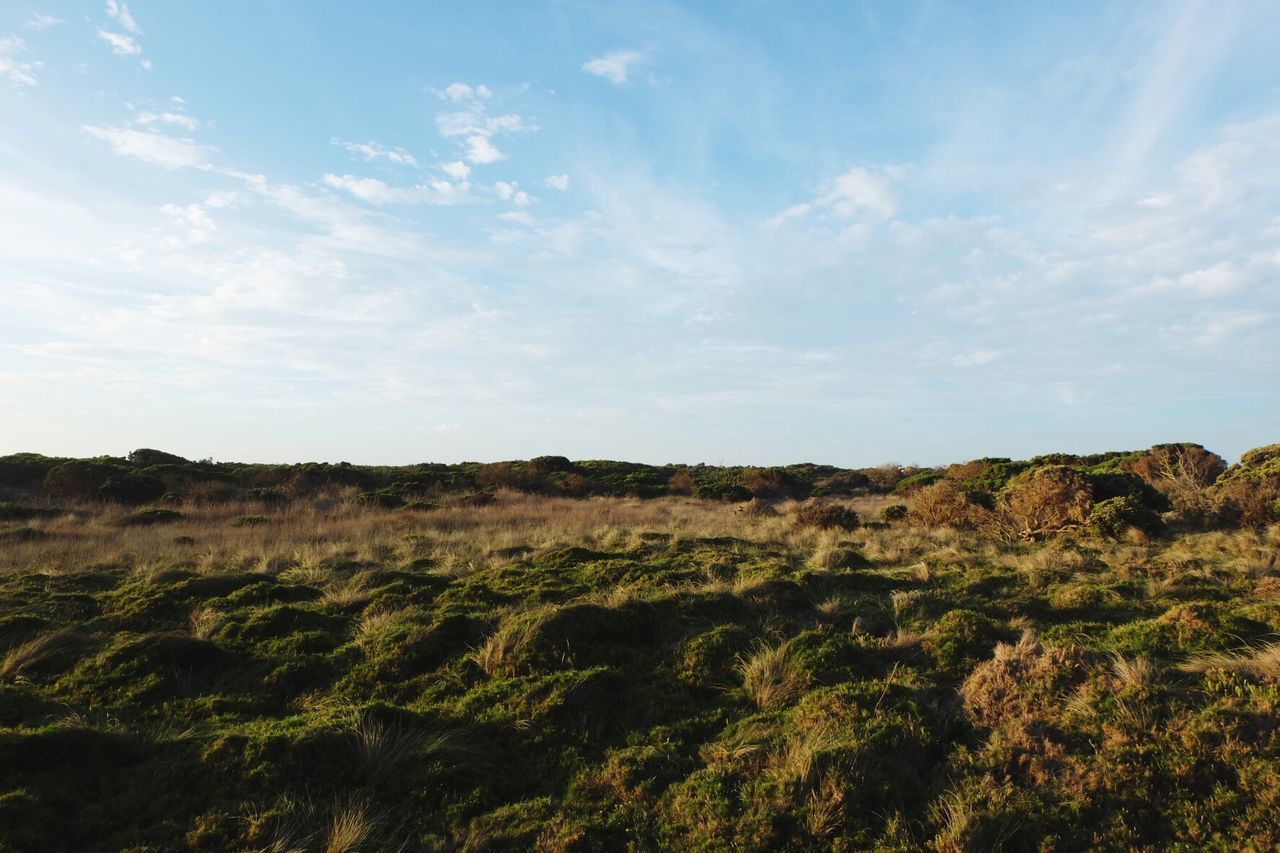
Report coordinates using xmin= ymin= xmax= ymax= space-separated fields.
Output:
xmin=1111 ymin=652 xmax=1158 ymax=688
xmin=1180 ymin=642 xmax=1280 ymax=681
xmin=738 ymin=639 xmax=807 ymax=710
xmin=325 ymin=799 xmax=375 ymax=853
xmin=0 ymin=627 xmax=78 ymax=682
xmin=470 ymin=605 xmax=555 ymax=678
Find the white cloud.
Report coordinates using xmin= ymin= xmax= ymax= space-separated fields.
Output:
xmin=322 ymin=173 xmax=470 ymax=205
xmin=952 ymin=349 xmax=1003 ymax=367
xmin=82 ymin=125 xmax=213 ymax=169
xmin=0 ymin=36 xmax=39 ymax=86
xmin=161 ymin=202 xmax=217 ymax=245
xmin=333 ymin=138 xmax=418 ymax=167
xmin=768 ymin=166 xmax=899 ymax=228
xmin=583 ymin=50 xmax=642 ymax=85
xmin=24 ymin=12 xmax=63 ymax=30
xmin=1177 ymin=262 xmax=1245 ymax=296
xmin=493 ymin=181 xmax=531 ymax=205
xmin=818 ymin=167 xmax=898 ymax=220
xmin=764 ymin=203 xmax=811 ymax=229
xmin=105 ymin=0 xmax=141 ymax=34
xmin=436 ymin=110 xmax=523 ymax=139
xmin=441 ymin=82 xmax=491 ymax=102
xmin=465 ymin=135 xmax=502 ymax=164
xmin=543 ymin=174 xmax=570 ymax=191
xmin=137 ymin=111 xmax=201 ymax=130
xmin=98 ymin=30 xmax=141 ymax=55
xmin=441 ymin=160 xmax=471 ymax=181
xmin=433 ymin=85 xmax=527 ymax=167
xmin=1190 ymin=312 xmax=1267 ymax=347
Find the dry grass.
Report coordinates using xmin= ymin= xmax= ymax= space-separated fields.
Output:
xmin=470 ymin=605 xmax=555 ymax=678
xmin=1111 ymin=652 xmax=1158 ymax=688
xmin=0 ymin=492 xmax=799 ymax=577
xmin=738 ymin=639 xmax=807 ymax=710
xmin=1180 ymin=642 xmax=1280 ymax=681
xmin=0 ymin=628 xmax=78 ymax=682
xmin=325 ymin=799 xmax=375 ymax=853
xmin=189 ymin=606 xmax=226 ymax=640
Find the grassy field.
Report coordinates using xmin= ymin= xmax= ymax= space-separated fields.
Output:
xmin=3 ymin=448 xmax=1280 ymax=850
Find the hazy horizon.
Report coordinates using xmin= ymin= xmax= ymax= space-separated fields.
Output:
xmin=3 ymin=1 xmax=1278 ymax=466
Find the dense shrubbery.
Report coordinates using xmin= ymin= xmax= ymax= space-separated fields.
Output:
xmin=2 ymin=441 xmax=1276 ymax=538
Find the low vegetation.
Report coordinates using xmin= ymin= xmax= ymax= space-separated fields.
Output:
xmin=1 ymin=442 xmax=1279 ymax=849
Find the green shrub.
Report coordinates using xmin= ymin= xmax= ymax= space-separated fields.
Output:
xmin=880 ymin=504 xmax=908 ymax=522
xmin=1087 ymin=496 xmax=1163 ymax=539
xmin=118 ymin=508 xmax=184 ymax=527
xmin=243 ymin=487 xmax=291 ymax=506
xmin=0 ymin=525 xmax=49 ymax=542
xmin=695 ymin=480 xmax=754 ymax=502
xmin=98 ymin=474 xmax=166 ymax=505
xmin=356 ymin=490 xmax=405 ymax=509
xmin=894 ymin=471 xmax=941 ymax=494
xmin=126 ymin=448 xmax=191 ymax=465
xmin=42 ymin=461 xmax=115 ymax=501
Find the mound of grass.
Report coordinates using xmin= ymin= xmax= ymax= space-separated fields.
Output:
xmin=117 ymin=507 xmax=184 ymax=527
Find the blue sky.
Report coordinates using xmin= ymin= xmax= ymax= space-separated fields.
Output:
xmin=1 ymin=1 xmax=1278 ymax=466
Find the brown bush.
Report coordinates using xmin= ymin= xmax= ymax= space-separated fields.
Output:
xmin=667 ymin=469 xmax=696 ymax=496
xmin=960 ymin=631 xmax=1092 ymax=728
xmin=908 ymin=481 xmax=978 ymax=529
xmin=792 ymin=502 xmax=860 ymax=531
xmin=999 ymin=466 xmax=1093 ymax=540
xmin=1126 ymin=443 xmax=1226 ymax=492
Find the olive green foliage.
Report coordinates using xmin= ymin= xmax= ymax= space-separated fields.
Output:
xmin=1087 ymin=496 xmax=1164 ymax=539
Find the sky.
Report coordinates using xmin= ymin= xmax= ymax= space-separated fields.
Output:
xmin=1 ymin=1 xmax=1278 ymax=467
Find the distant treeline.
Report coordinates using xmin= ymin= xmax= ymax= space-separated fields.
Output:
xmin=1 ymin=442 xmax=1277 ymax=531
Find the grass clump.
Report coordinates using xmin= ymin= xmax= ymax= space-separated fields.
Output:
xmin=738 ymin=639 xmax=808 ymax=710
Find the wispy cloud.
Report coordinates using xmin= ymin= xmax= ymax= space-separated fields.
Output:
xmin=24 ymin=12 xmax=63 ymax=30
xmin=583 ymin=50 xmax=642 ymax=85
xmin=137 ymin=111 xmax=201 ymax=130
xmin=332 ymin=139 xmax=418 ymax=167
xmin=0 ymin=36 xmax=39 ymax=86
xmin=105 ymin=0 xmax=142 ymax=35
xmin=769 ymin=166 xmax=901 ymax=226
xmin=81 ymin=125 xmax=213 ymax=169
xmin=543 ymin=174 xmax=570 ymax=191
xmin=97 ymin=29 xmax=141 ymax=56
xmin=322 ymin=173 xmax=471 ymax=205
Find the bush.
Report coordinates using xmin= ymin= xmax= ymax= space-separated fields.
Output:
xmin=0 ymin=525 xmax=50 ymax=542
xmin=98 ymin=474 xmax=166 ymax=505
xmin=117 ymin=508 xmax=184 ymax=527
xmin=696 ymin=480 xmax=754 ymax=503
xmin=999 ymin=465 xmax=1093 ymax=540
xmin=880 ymin=504 xmax=908 ymax=522
xmin=126 ymin=448 xmax=191 ymax=466
xmin=893 ymin=471 xmax=941 ymax=494
xmin=42 ymin=462 xmax=114 ymax=501
xmin=231 ymin=515 xmax=269 ymax=528
xmin=793 ymin=503 xmax=860 ymax=531
xmin=1214 ymin=444 xmax=1280 ymax=528
xmin=1087 ymin=496 xmax=1164 ymax=539
xmin=908 ymin=482 xmax=978 ymax=528
xmin=243 ymin=487 xmax=291 ymax=507
xmin=356 ymin=490 xmax=405 ymax=509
